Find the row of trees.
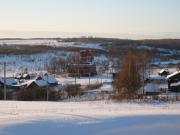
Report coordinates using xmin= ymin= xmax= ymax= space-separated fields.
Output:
xmin=0 ymin=84 xmax=82 ymax=101
xmin=45 ymin=58 xmax=67 ymax=74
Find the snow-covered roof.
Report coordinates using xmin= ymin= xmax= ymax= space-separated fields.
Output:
xmin=167 ymin=70 xmax=180 ymax=79
xmin=0 ymin=78 xmax=17 ymax=86
xmin=26 ymin=79 xmax=48 ymax=87
xmin=159 ymin=69 xmax=168 ymax=74
xmin=35 ymin=80 xmax=48 ymax=87
xmin=12 ymin=73 xmax=57 ymax=88
xmin=22 ymin=74 xmax=29 ymax=78
xmin=13 ymin=79 xmax=48 ymax=88
xmin=25 ymin=73 xmax=57 ymax=87
xmin=42 ymin=74 xmax=57 ymax=84
xmin=144 ymin=83 xmax=168 ymax=92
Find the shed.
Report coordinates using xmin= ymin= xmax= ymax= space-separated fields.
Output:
xmin=158 ymin=69 xmax=169 ymax=76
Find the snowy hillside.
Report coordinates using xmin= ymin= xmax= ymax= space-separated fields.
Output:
xmin=0 ymin=101 xmax=180 ymax=135
xmin=0 ymin=51 xmax=71 ymax=77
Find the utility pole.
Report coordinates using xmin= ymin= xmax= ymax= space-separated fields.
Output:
xmin=78 ymin=54 xmax=80 ymax=78
xmin=46 ymin=74 xmax=49 ymax=101
xmin=4 ymin=62 xmax=6 ymax=100
xmin=89 ymin=72 xmax=91 ymax=86
xmin=74 ymin=73 xmax=77 ymax=85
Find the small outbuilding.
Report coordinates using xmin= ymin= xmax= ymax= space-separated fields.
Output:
xmin=158 ymin=69 xmax=169 ymax=76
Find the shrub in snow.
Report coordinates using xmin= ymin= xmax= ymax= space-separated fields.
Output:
xmin=16 ymin=87 xmax=58 ymax=101
xmin=64 ymin=84 xmax=82 ymax=98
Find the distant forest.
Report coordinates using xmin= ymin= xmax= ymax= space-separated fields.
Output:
xmin=0 ymin=38 xmax=180 ymax=55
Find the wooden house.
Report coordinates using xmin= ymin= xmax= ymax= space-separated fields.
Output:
xmin=167 ymin=70 xmax=180 ymax=92
xmin=79 ymin=50 xmax=93 ymax=63
xmin=12 ymin=73 xmax=58 ymax=89
xmin=68 ymin=63 xmax=97 ymax=77
xmin=68 ymin=50 xmax=97 ymax=77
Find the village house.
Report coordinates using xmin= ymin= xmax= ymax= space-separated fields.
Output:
xmin=11 ymin=73 xmax=58 ymax=89
xmin=40 ymin=73 xmax=58 ymax=86
xmin=167 ymin=70 xmax=180 ymax=92
xmin=68 ymin=50 xmax=97 ymax=77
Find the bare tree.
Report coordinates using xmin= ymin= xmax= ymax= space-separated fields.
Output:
xmin=45 ymin=57 xmax=67 ymax=74
xmin=114 ymin=52 xmax=141 ymax=99
xmin=177 ymin=63 xmax=180 ymax=71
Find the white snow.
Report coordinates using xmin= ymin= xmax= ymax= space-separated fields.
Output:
xmin=159 ymin=69 xmax=168 ymax=74
xmin=0 ymin=101 xmax=180 ymax=135
xmin=152 ymin=60 xmax=180 ymax=66
xmin=0 ymin=39 xmax=104 ymax=50
xmin=89 ymin=84 xmax=113 ymax=92
xmin=167 ymin=70 xmax=180 ymax=79
xmin=0 ymin=51 xmax=71 ymax=77
xmin=137 ymin=45 xmax=180 ymax=56
xmin=56 ymin=73 xmax=112 ymax=86
xmin=0 ymin=39 xmax=57 ymax=46
xmin=137 ymin=45 xmax=153 ymax=50
xmin=40 ymin=74 xmax=58 ymax=84
xmin=144 ymin=83 xmax=168 ymax=92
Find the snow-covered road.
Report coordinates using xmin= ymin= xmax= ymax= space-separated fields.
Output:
xmin=0 ymin=101 xmax=180 ymax=135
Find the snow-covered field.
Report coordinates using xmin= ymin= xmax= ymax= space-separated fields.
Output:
xmin=0 ymin=40 xmax=180 ymax=135
xmin=0 ymin=52 xmax=108 ymax=77
xmin=0 ymin=101 xmax=180 ymax=135
xmin=137 ymin=45 xmax=180 ymax=56
xmin=0 ymin=51 xmax=71 ymax=77
xmin=0 ymin=39 xmax=104 ymax=50
xmin=56 ymin=73 xmax=112 ymax=86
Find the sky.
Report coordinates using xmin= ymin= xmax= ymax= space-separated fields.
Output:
xmin=0 ymin=0 xmax=180 ymax=39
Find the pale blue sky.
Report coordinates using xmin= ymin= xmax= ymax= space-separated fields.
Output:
xmin=0 ymin=0 xmax=180 ymax=38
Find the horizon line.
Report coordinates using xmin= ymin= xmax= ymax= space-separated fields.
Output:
xmin=0 ymin=30 xmax=180 ymax=40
